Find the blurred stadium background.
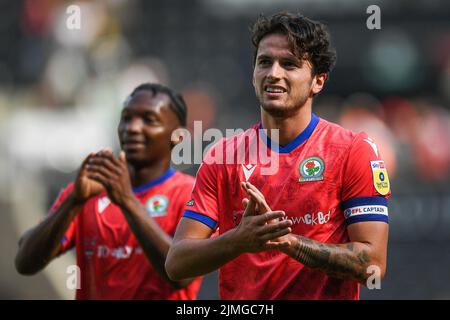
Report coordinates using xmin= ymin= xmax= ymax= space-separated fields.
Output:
xmin=1 ymin=0 xmax=449 ymax=299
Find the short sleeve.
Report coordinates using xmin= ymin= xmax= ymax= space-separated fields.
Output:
xmin=48 ymin=183 xmax=77 ymax=253
xmin=169 ymin=177 xmax=196 ymax=235
xmin=182 ymin=149 xmax=220 ymax=230
xmin=341 ymin=133 xmax=391 ymax=225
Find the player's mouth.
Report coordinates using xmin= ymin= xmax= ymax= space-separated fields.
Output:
xmin=122 ymin=139 xmax=146 ymax=150
xmin=263 ymin=85 xmax=287 ymax=98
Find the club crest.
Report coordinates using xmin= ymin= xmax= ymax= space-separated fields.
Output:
xmin=146 ymin=195 xmax=169 ymax=217
xmin=298 ymin=157 xmax=325 ymax=182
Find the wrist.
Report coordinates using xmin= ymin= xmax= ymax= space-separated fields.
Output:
xmin=224 ymin=227 xmax=245 ymax=256
xmin=69 ymin=192 xmax=85 ymax=207
xmin=118 ymin=192 xmax=140 ymax=212
xmin=279 ymin=234 xmax=299 ymax=255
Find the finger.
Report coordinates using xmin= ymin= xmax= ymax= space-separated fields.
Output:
xmin=100 ymin=150 xmax=124 ymax=169
xmin=242 ymin=198 xmax=249 ymax=209
xmin=259 ymin=227 xmax=292 ymax=242
xmin=245 ymin=182 xmax=266 ymax=200
xmin=245 ymin=183 xmax=271 ymax=210
xmin=88 ymin=157 xmax=121 ymax=176
xmin=96 ymin=148 xmax=113 ymax=158
xmin=256 ymin=220 xmax=293 ymax=236
xmin=87 ymin=172 xmax=110 ymax=190
xmin=264 ymin=240 xmax=292 ymax=250
xmin=254 ymin=210 xmax=286 ymax=224
xmin=79 ymin=152 xmax=96 ymax=171
xmin=242 ymin=197 xmax=257 ymax=217
xmin=101 ymin=147 xmax=113 ymax=154
xmin=119 ymin=151 xmax=126 ymax=163
xmin=103 ymin=150 xmax=122 ymax=167
xmin=86 ymin=164 xmax=114 ymax=180
xmin=246 ymin=189 xmax=271 ymax=213
xmin=242 ymin=182 xmax=270 ymax=212
xmin=96 ymin=149 xmax=116 ymax=162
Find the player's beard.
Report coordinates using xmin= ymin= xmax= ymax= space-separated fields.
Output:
xmin=256 ymin=78 xmax=313 ymax=118
xmin=257 ymin=88 xmax=310 ymax=118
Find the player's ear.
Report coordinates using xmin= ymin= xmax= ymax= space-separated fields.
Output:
xmin=170 ymin=127 xmax=185 ymax=148
xmin=311 ymin=73 xmax=327 ymax=95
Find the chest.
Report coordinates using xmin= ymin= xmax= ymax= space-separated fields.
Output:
xmin=222 ymin=143 xmax=349 ymax=234
xmin=78 ymin=191 xmax=178 ymax=245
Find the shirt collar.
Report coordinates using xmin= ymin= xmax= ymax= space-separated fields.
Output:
xmin=259 ymin=113 xmax=320 ymax=154
xmin=132 ymin=168 xmax=176 ymax=193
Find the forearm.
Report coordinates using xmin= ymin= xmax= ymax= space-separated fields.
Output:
xmin=166 ymin=229 xmax=242 ymax=281
xmin=282 ymin=235 xmax=381 ymax=284
xmin=120 ymin=197 xmax=193 ymax=288
xmin=15 ymin=193 xmax=81 ymax=275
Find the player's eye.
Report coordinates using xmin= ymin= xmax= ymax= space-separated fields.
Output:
xmin=121 ymin=114 xmax=131 ymax=121
xmin=282 ymin=60 xmax=297 ymax=69
xmin=258 ymin=59 xmax=271 ymax=66
xmin=144 ymin=116 xmax=158 ymax=124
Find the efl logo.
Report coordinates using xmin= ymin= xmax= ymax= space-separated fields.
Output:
xmin=371 ymin=161 xmax=385 ymax=169
xmin=344 ymin=205 xmax=388 ymax=219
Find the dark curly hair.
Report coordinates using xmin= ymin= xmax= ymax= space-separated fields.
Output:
xmin=127 ymin=83 xmax=187 ymax=127
xmin=251 ymin=12 xmax=337 ymax=76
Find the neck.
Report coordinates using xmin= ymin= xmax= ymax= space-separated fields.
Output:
xmin=261 ymin=100 xmax=312 ymax=147
xmin=128 ymin=158 xmax=171 ymax=188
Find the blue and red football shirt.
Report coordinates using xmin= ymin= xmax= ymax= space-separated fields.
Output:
xmin=51 ymin=169 xmax=202 ymax=300
xmin=184 ymin=114 xmax=391 ymax=300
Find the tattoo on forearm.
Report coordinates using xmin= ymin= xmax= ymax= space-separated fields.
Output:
xmin=294 ymin=236 xmax=371 ymax=282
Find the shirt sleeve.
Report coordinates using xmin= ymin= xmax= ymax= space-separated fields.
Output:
xmin=169 ymin=177 xmax=196 ymax=236
xmin=341 ymin=132 xmax=391 ymax=225
xmin=48 ymin=183 xmax=77 ymax=253
xmin=182 ymin=148 xmax=221 ymax=230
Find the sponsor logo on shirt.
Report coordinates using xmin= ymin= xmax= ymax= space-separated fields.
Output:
xmin=283 ymin=210 xmax=332 ymax=226
xmin=97 ymin=196 xmax=111 ymax=214
xmin=97 ymin=245 xmax=134 ymax=259
xmin=298 ymin=156 xmax=325 ymax=182
xmin=370 ymin=160 xmax=390 ymax=195
xmin=242 ymin=164 xmax=257 ymax=181
xmin=233 ymin=208 xmax=333 ymax=227
xmin=146 ymin=195 xmax=169 ymax=217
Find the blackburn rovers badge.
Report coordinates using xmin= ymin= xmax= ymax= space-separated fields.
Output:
xmin=299 ymin=156 xmax=325 ymax=182
xmin=146 ymin=195 xmax=169 ymax=217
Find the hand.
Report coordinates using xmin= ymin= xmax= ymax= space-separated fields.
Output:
xmin=230 ymin=182 xmax=293 ymax=254
xmin=241 ymin=182 xmax=295 ymax=249
xmin=85 ymin=149 xmax=135 ymax=207
xmin=73 ymin=152 xmax=105 ymax=204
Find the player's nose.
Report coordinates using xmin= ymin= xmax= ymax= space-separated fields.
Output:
xmin=124 ymin=117 xmax=144 ymax=133
xmin=266 ymin=61 xmax=283 ymax=80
